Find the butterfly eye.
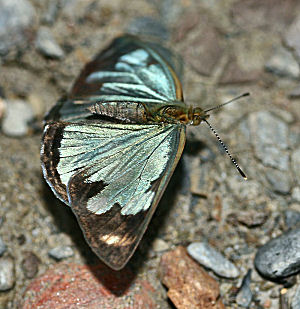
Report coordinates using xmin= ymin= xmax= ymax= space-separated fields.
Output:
xmin=191 ymin=107 xmax=207 ymax=125
xmin=192 ymin=116 xmax=201 ymax=126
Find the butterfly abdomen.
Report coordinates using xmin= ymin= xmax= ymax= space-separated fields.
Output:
xmin=88 ymin=101 xmax=148 ymax=124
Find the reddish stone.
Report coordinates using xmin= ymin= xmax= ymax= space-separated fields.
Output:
xmin=22 ymin=262 xmax=158 ymax=309
xmin=172 ymin=11 xmax=200 ymax=43
xmin=173 ymin=11 xmax=224 ymax=77
xmin=183 ymin=27 xmax=224 ymax=76
xmin=231 ymin=0 xmax=299 ymax=31
xmin=159 ymin=246 xmax=225 ymax=309
xmin=219 ymin=55 xmax=262 ymax=84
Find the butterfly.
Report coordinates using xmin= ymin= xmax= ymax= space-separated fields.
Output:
xmin=41 ymin=35 xmax=247 ymax=270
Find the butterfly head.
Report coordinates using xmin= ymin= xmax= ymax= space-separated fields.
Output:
xmin=190 ymin=107 xmax=209 ymax=126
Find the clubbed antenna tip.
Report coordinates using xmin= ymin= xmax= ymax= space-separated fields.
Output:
xmin=204 ymin=120 xmax=247 ymax=180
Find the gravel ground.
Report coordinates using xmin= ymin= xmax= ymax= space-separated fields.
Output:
xmin=0 ymin=0 xmax=299 ymax=308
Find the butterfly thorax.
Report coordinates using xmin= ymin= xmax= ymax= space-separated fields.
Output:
xmin=89 ymin=101 xmax=209 ymax=125
xmin=148 ymin=104 xmax=209 ymax=125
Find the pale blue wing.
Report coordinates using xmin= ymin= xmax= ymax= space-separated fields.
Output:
xmin=54 ymin=122 xmax=184 ymax=215
xmin=84 ymin=48 xmax=177 ymax=102
xmin=46 ymin=35 xmax=184 ymax=122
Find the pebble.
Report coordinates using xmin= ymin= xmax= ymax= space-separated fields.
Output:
xmin=292 ymin=148 xmax=300 ymax=185
xmin=228 ymin=210 xmax=267 ymax=228
xmin=152 ymin=238 xmax=169 ymax=252
xmin=289 ymin=85 xmax=300 ymax=98
xmin=0 ymin=237 xmax=6 ymax=257
xmin=266 ymin=168 xmax=291 ymax=194
xmin=0 ymin=0 xmax=36 ymax=55
xmin=42 ymin=0 xmax=59 ymax=25
xmin=291 ymin=284 xmax=300 ymax=309
xmin=48 ymin=246 xmax=74 ymax=261
xmin=185 ymin=25 xmax=224 ymax=77
xmin=35 ymin=27 xmax=64 ymax=59
xmin=249 ymin=112 xmax=289 ymax=171
xmin=272 ymin=109 xmax=294 ymax=124
xmin=292 ymin=187 xmax=300 ymax=203
xmin=285 ymin=14 xmax=300 ymax=62
xmin=160 ymin=246 xmax=225 ymax=309
xmin=265 ymin=47 xmax=299 ymax=79
xmin=0 ymin=257 xmax=15 ymax=291
xmin=236 ymin=270 xmax=253 ymax=308
xmin=126 ymin=17 xmax=169 ymax=41
xmin=187 ymin=242 xmax=240 ymax=278
xmin=290 ymin=127 xmax=300 ymax=149
xmin=21 ymin=251 xmax=40 ymax=279
xmin=1 ymin=100 xmax=33 ymax=137
xmin=284 ymin=210 xmax=300 ymax=229
xmin=0 ymin=98 xmax=5 ymax=120
xmin=254 ymin=228 xmax=300 ymax=280
xmin=263 ymin=147 xmax=289 ymax=171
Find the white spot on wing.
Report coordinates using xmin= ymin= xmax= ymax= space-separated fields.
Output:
xmin=119 ymin=49 xmax=149 ymax=65
xmin=100 ymin=234 xmax=121 ymax=245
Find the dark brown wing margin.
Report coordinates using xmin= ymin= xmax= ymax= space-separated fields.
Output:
xmin=41 ymin=122 xmax=69 ymax=205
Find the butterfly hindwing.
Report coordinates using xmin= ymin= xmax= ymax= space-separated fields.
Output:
xmin=42 ymin=121 xmax=185 ymax=269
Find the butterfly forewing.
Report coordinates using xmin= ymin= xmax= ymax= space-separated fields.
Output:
xmin=46 ymin=35 xmax=183 ymax=122
xmin=41 ymin=35 xmax=187 ymax=269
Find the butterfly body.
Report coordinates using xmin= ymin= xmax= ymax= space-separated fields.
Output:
xmin=88 ymin=100 xmax=208 ymax=125
xmin=41 ymin=35 xmax=199 ymax=270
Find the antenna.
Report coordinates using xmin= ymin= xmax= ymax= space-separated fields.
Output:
xmin=204 ymin=119 xmax=247 ymax=180
xmin=204 ymin=92 xmax=250 ymax=113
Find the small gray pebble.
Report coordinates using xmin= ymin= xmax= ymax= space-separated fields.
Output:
xmin=255 ymin=228 xmax=300 ymax=279
xmin=48 ymin=246 xmax=74 ymax=261
xmin=292 ymin=148 xmax=300 ymax=185
xmin=0 ymin=0 xmax=36 ymax=55
xmin=152 ymin=238 xmax=169 ymax=252
xmin=291 ymin=284 xmax=300 ymax=309
xmin=266 ymin=168 xmax=291 ymax=194
xmin=187 ymin=242 xmax=239 ymax=278
xmin=249 ymin=112 xmax=289 ymax=171
xmin=289 ymin=85 xmax=300 ymax=98
xmin=236 ymin=270 xmax=253 ymax=308
xmin=285 ymin=15 xmax=300 ymax=62
xmin=1 ymin=100 xmax=33 ymax=137
xmin=0 ymin=237 xmax=6 ymax=257
xmin=261 ymin=146 xmax=289 ymax=171
xmin=0 ymin=257 xmax=15 ymax=291
xmin=126 ymin=17 xmax=169 ymax=41
xmin=42 ymin=0 xmax=59 ymax=25
xmin=292 ymin=187 xmax=300 ymax=203
xmin=250 ymin=111 xmax=289 ymax=150
xmin=21 ymin=251 xmax=40 ymax=279
xmin=35 ymin=27 xmax=64 ymax=59
xmin=284 ymin=210 xmax=300 ymax=229
xmin=265 ymin=47 xmax=299 ymax=79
